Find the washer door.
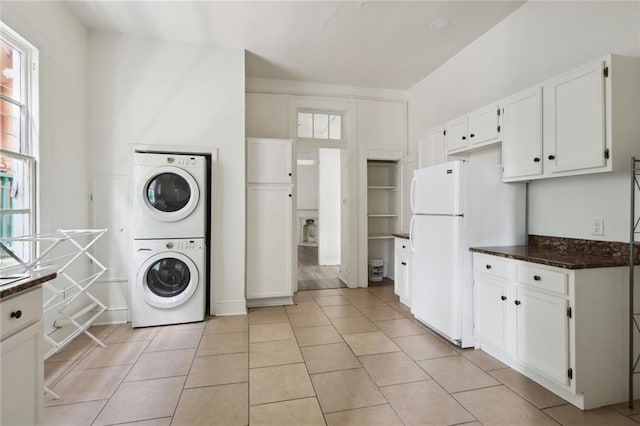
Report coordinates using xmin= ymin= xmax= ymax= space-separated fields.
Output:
xmin=138 ymin=252 xmax=199 ymax=309
xmin=140 ymin=166 xmax=200 ymax=222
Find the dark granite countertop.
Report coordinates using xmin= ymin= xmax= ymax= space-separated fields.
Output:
xmin=470 ymin=235 xmax=640 ymax=270
xmin=0 ymin=271 xmax=57 ymax=300
xmin=393 ymin=233 xmax=409 ymax=240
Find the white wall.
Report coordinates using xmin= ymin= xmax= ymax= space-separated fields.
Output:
xmin=2 ymin=2 xmax=91 ymax=335
xmin=408 ymin=1 xmax=640 ymax=242
xmin=318 ymin=148 xmax=341 ymax=266
xmin=296 ymin=148 xmax=319 ymax=211
xmin=88 ymin=32 xmax=246 ymax=316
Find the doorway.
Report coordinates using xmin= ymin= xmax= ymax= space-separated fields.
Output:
xmin=296 ymin=147 xmax=345 ymax=290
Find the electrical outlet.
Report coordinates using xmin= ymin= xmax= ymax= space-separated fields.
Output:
xmin=591 ymin=218 xmax=604 ymax=236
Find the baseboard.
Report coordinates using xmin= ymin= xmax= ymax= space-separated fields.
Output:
xmin=213 ymin=299 xmax=247 ymax=316
xmin=246 ymin=296 xmax=293 ymax=308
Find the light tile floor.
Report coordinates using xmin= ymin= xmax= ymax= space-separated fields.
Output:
xmin=44 ymin=285 xmax=640 ymax=425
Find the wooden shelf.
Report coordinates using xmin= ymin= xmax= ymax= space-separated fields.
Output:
xmin=368 ymin=234 xmax=395 ymax=240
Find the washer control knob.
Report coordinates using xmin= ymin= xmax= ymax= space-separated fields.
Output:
xmin=166 ymin=242 xmax=174 ymax=249
xmin=167 ymin=157 xmax=175 ymax=163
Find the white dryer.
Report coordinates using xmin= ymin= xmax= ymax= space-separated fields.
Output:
xmin=133 ymin=152 xmax=207 ymax=239
xmin=131 ymin=238 xmax=205 ymax=327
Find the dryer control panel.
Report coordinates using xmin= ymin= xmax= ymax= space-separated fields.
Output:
xmin=167 ymin=156 xmax=197 ymax=166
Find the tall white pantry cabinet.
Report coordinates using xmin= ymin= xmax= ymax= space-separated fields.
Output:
xmin=246 ymin=138 xmax=295 ymax=307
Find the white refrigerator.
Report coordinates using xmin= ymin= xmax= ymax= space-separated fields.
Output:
xmin=409 ymin=160 xmax=525 ymax=348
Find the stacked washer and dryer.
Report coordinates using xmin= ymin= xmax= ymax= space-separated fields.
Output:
xmin=131 ymin=153 xmax=208 ymax=328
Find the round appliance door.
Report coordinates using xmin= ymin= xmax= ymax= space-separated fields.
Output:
xmin=140 ymin=166 xmax=200 ymax=222
xmin=137 ymin=252 xmax=199 ymax=309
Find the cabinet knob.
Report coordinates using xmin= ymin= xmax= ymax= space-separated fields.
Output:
xmin=533 ymin=157 xmax=541 ymax=163
xmin=485 ymin=264 xmax=492 ymax=269
xmin=514 ymin=300 xmax=521 ymax=306
xmin=501 ymin=296 xmax=507 ymax=301
xmin=401 ymin=262 xmax=407 ymax=266
xmin=288 ymin=194 xmax=292 ymax=197
xmin=402 ymin=245 xmax=406 ymax=249
xmin=10 ymin=310 xmax=22 ymax=319
xmin=288 ymin=173 xmax=292 ymax=176
xmin=548 ymin=155 xmax=555 ymax=160
xmin=533 ymin=275 xmax=541 ymax=281
xmin=462 ymin=136 xmax=467 ymax=140
xmin=469 ymin=133 xmax=475 ymax=138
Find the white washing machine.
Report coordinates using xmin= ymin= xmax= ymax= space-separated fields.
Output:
xmin=131 ymin=238 xmax=206 ymax=327
xmin=133 ymin=152 xmax=207 ymax=239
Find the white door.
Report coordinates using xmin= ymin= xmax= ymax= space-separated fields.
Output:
xmin=431 ymin=128 xmax=446 ymax=166
xmin=318 ymin=149 xmax=341 ymax=266
xmin=468 ymin=104 xmax=500 ymax=146
xmin=246 ymin=184 xmax=293 ymax=299
xmin=411 ymin=215 xmax=462 ymax=342
xmin=474 ymin=276 xmax=508 ymax=351
xmin=445 ymin=117 xmax=468 ymax=152
xmin=247 ymin=138 xmax=293 ymax=184
xmin=340 ymin=149 xmax=349 ymax=284
xmin=502 ymin=86 xmax=543 ymax=179
xmin=411 ymin=161 xmax=462 ymax=215
xmin=92 ymin=176 xmax=128 ymax=281
xmin=544 ymin=60 xmax=606 ymax=173
xmin=515 ymin=286 xmax=570 ymax=385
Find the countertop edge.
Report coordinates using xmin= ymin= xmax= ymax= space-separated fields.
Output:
xmin=469 ymin=247 xmax=636 ymax=270
xmin=0 ymin=272 xmax=57 ymax=300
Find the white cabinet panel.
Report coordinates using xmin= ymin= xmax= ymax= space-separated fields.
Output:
xmin=468 ymin=104 xmax=500 ymax=146
xmin=544 ymin=61 xmax=606 ymax=174
xmin=475 ymin=276 xmax=508 ymax=353
xmin=393 ymin=239 xmax=411 ymax=307
xmin=501 ymin=86 xmax=543 ymax=180
xmin=515 ymin=285 xmax=569 ymax=386
xmin=418 ymin=128 xmax=446 ymax=168
xmin=246 ymin=185 xmax=293 ymax=299
xmin=247 ymin=138 xmax=292 ymax=184
xmin=445 ymin=117 xmax=468 ymax=152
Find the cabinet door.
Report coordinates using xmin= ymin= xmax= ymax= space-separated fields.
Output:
xmin=544 ymin=60 xmax=606 ymax=173
xmin=475 ymin=276 xmax=509 ymax=352
xmin=247 ymin=138 xmax=292 ymax=184
xmin=430 ymin=128 xmax=446 ymax=166
xmin=468 ymin=104 xmax=500 ymax=146
xmin=246 ymin=185 xmax=293 ymax=298
xmin=445 ymin=117 xmax=469 ymax=152
xmin=502 ymin=86 xmax=543 ymax=180
xmin=514 ymin=286 xmax=569 ymax=385
xmin=394 ymin=251 xmax=411 ymax=306
xmin=1 ymin=321 xmax=43 ymax=426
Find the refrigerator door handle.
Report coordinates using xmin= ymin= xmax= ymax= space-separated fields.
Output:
xmin=409 ymin=216 xmax=416 ymax=252
xmin=410 ymin=177 xmax=416 ymax=213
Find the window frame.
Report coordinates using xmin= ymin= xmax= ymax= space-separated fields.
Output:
xmin=1 ymin=22 xmax=39 ymax=264
xmin=296 ymin=109 xmax=345 ymax=146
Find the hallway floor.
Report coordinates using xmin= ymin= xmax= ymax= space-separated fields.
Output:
xmin=297 ymin=245 xmax=345 ymax=291
xmin=44 ymin=285 xmax=640 ymax=425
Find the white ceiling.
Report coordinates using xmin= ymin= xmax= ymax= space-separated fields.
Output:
xmin=67 ymin=1 xmax=524 ymax=90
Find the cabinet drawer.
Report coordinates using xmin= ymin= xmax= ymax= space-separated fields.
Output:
xmin=1 ymin=287 xmax=43 ymax=341
xmin=473 ymin=254 xmax=509 ymax=280
xmin=394 ymin=238 xmax=411 ymax=254
xmin=516 ymin=264 xmax=567 ymax=295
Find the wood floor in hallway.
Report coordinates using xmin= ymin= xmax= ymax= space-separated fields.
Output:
xmin=297 ymin=245 xmax=346 ymax=291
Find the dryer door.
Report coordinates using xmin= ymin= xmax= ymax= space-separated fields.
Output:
xmin=137 ymin=252 xmax=199 ymax=308
xmin=139 ymin=166 xmax=200 ymax=222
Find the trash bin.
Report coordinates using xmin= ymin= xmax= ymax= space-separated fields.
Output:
xmin=368 ymin=258 xmax=384 ymax=282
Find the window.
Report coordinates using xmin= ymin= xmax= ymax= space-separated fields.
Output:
xmin=297 ymin=111 xmax=343 ymax=141
xmin=1 ymin=23 xmax=38 ymax=264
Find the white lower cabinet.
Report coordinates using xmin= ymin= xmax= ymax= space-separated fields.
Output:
xmin=393 ymin=238 xmax=411 ymax=307
xmin=1 ymin=287 xmax=43 ymax=425
xmin=246 ymin=184 xmax=293 ymax=305
xmin=473 ymin=253 xmax=633 ymax=410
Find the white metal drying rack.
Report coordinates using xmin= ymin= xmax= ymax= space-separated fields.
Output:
xmin=0 ymin=229 xmax=108 ymax=399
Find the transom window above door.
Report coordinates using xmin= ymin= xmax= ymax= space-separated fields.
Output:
xmin=297 ymin=112 xmax=343 ymax=141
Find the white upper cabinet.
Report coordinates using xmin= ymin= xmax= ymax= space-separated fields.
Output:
xmin=445 ymin=116 xmax=468 ymax=152
xmin=418 ymin=127 xmax=446 ymax=168
xmin=544 ymin=61 xmax=606 ymax=174
xmin=247 ymin=138 xmax=292 ymax=184
xmin=501 ymin=86 xmax=543 ymax=181
xmin=468 ymin=103 xmax=500 ymax=146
